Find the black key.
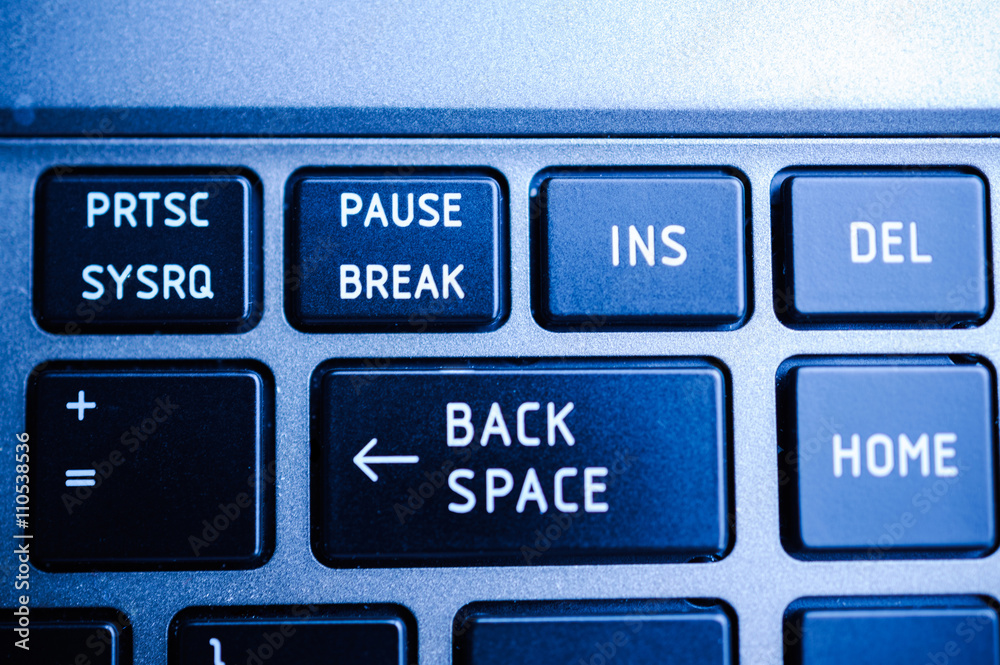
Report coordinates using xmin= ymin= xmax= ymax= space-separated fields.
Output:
xmin=29 ymin=365 xmax=271 ymax=570
xmin=313 ymin=361 xmax=730 ymax=566
xmin=537 ymin=173 xmax=747 ymax=328
xmin=778 ymin=172 xmax=989 ymax=325
xmin=1 ymin=608 xmax=129 ymax=665
xmin=171 ymin=606 xmax=411 ymax=665
xmin=781 ymin=360 xmax=996 ymax=557
xmin=287 ymin=174 xmax=504 ymax=331
xmin=454 ymin=600 xmax=733 ymax=665
xmin=786 ymin=597 xmax=999 ymax=665
xmin=35 ymin=171 xmax=261 ymax=333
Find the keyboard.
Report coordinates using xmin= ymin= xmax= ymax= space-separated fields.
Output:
xmin=3 ymin=3 xmax=1000 ymax=665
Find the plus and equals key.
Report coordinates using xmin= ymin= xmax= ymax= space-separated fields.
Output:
xmin=64 ymin=389 xmax=99 ymax=486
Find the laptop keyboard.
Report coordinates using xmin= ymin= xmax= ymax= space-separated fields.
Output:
xmin=2 ymin=137 xmax=999 ymax=663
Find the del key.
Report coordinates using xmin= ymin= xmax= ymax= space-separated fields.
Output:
xmin=313 ymin=361 xmax=730 ymax=566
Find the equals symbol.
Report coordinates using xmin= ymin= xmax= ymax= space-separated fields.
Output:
xmin=65 ymin=469 xmax=97 ymax=487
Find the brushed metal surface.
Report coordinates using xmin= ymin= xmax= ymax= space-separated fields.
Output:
xmin=2 ymin=1 xmax=1000 ymax=135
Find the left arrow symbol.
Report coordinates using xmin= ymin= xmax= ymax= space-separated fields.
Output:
xmin=353 ymin=438 xmax=420 ymax=482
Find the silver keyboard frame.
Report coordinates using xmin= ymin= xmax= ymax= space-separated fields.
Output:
xmin=2 ymin=137 xmax=999 ymax=664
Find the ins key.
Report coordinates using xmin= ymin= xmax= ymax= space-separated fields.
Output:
xmin=536 ymin=172 xmax=748 ymax=329
xmin=287 ymin=174 xmax=504 ymax=331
